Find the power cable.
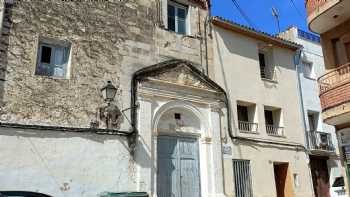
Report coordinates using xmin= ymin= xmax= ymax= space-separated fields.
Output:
xmin=229 ymin=0 xmax=257 ymax=29
xmin=288 ymin=0 xmax=304 ymax=19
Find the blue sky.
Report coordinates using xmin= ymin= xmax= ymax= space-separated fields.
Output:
xmin=211 ymin=0 xmax=309 ymax=35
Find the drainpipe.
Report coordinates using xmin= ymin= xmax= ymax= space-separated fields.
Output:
xmin=0 ymin=1 xmax=5 ymax=40
xmin=204 ymin=0 xmax=212 ymax=76
xmin=294 ymin=47 xmax=316 ymax=197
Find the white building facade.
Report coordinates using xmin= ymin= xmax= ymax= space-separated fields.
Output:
xmin=280 ymin=27 xmax=346 ymax=197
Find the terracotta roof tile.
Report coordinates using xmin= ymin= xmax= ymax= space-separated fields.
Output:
xmin=212 ymin=16 xmax=302 ymax=50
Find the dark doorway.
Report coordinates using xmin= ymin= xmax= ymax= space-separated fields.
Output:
xmin=310 ymin=156 xmax=330 ymax=197
xmin=273 ymin=163 xmax=294 ymax=197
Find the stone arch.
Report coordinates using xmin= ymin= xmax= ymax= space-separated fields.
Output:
xmin=152 ymin=100 xmax=207 ymax=136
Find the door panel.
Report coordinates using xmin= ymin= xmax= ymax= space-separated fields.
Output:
xmin=157 ymin=136 xmax=200 ymax=197
xmin=157 ymin=157 xmax=178 ymax=197
xmin=180 ymin=158 xmax=200 ymax=197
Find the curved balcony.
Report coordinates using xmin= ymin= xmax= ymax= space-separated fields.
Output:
xmin=306 ymin=0 xmax=350 ymax=33
xmin=319 ymin=63 xmax=350 ymax=125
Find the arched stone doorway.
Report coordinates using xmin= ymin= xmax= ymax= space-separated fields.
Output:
xmin=155 ymin=105 xmax=202 ymax=197
xmin=133 ymin=60 xmax=227 ymax=197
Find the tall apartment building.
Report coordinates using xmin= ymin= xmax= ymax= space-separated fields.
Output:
xmin=306 ymin=0 xmax=350 ymax=191
xmin=280 ymin=26 xmax=346 ymax=197
xmin=0 ymin=1 xmax=230 ymax=196
xmin=212 ymin=17 xmax=314 ymax=197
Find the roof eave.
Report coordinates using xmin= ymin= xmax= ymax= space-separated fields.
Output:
xmin=211 ymin=17 xmax=302 ymax=51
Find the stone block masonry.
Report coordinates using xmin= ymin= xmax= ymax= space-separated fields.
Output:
xmin=0 ymin=0 xmax=210 ymax=130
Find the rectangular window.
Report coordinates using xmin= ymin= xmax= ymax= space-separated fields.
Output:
xmin=259 ymin=50 xmax=275 ymax=80
xmin=264 ymin=110 xmax=274 ymax=125
xmin=168 ymin=1 xmax=188 ymax=35
xmin=308 ymin=114 xmax=316 ymax=131
xmin=233 ymin=160 xmax=253 ymax=197
xmin=237 ymin=102 xmax=258 ymax=133
xmin=237 ymin=105 xmax=249 ymax=122
xmin=264 ymin=106 xmax=284 ymax=136
xmin=303 ymin=61 xmax=315 ymax=79
xmin=36 ymin=39 xmax=71 ymax=78
xmin=259 ymin=53 xmax=266 ymax=78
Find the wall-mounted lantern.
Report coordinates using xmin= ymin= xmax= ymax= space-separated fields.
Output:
xmin=99 ymin=81 xmax=122 ymax=129
xmin=101 ymin=80 xmax=118 ymax=103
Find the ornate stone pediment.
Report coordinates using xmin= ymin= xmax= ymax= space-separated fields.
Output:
xmin=149 ymin=63 xmax=213 ymax=91
xmin=134 ymin=60 xmax=223 ymax=93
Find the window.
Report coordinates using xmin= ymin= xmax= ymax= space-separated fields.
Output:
xmin=303 ymin=61 xmax=315 ymax=79
xmin=308 ymin=113 xmax=316 ymax=131
xmin=259 ymin=53 xmax=266 ymax=78
xmin=264 ymin=106 xmax=283 ymax=136
xmin=168 ymin=1 xmax=188 ymax=34
xmin=237 ymin=105 xmax=249 ymax=122
xmin=258 ymin=50 xmax=275 ymax=80
xmin=237 ymin=102 xmax=258 ymax=133
xmin=36 ymin=39 xmax=71 ymax=78
xmin=233 ymin=160 xmax=253 ymax=197
xmin=264 ymin=110 xmax=274 ymax=125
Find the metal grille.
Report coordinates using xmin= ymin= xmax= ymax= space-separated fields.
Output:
xmin=233 ymin=160 xmax=253 ymax=197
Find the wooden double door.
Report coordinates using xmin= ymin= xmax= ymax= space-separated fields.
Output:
xmin=157 ymin=136 xmax=201 ymax=197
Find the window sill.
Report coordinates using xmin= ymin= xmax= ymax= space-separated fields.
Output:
xmin=34 ymin=74 xmax=69 ymax=80
xmin=239 ymin=130 xmax=259 ymax=135
xmin=267 ymin=134 xmax=286 ymax=138
xmin=160 ymin=27 xmax=201 ymax=40
xmin=261 ymin=78 xmax=278 ymax=83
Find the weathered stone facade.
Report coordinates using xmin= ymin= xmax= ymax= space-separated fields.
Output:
xmin=0 ymin=0 xmax=211 ymax=130
xmin=0 ymin=1 xmax=217 ymax=196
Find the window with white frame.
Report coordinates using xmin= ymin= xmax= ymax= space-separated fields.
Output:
xmin=303 ymin=61 xmax=315 ymax=79
xmin=167 ymin=1 xmax=188 ymax=35
xmin=35 ymin=38 xmax=71 ymax=78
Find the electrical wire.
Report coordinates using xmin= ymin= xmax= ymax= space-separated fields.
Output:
xmin=288 ymin=0 xmax=304 ymax=19
xmin=229 ymin=0 xmax=257 ymax=29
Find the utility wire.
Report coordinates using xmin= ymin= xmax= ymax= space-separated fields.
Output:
xmin=230 ymin=0 xmax=257 ymax=29
xmin=288 ymin=0 xmax=304 ymax=19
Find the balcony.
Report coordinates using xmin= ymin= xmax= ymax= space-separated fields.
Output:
xmin=306 ymin=0 xmax=350 ymax=33
xmin=266 ymin=125 xmax=284 ymax=137
xmin=238 ymin=121 xmax=258 ymax=134
xmin=307 ymin=131 xmax=335 ymax=153
xmin=319 ymin=63 xmax=350 ymax=125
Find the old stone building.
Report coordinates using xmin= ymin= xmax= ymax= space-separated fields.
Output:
xmin=0 ymin=0 xmax=228 ymax=196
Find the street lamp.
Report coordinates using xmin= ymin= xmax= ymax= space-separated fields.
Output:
xmin=98 ymin=80 xmax=121 ymax=129
xmin=101 ymin=80 xmax=118 ymax=103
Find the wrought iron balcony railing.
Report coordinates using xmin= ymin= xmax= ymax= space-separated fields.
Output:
xmin=318 ymin=63 xmax=350 ymax=110
xmin=306 ymin=0 xmax=330 ymax=16
xmin=307 ymin=130 xmax=335 ymax=152
xmin=238 ymin=121 xmax=258 ymax=133
xmin=266 ymin=125 xmax=284 ymax=136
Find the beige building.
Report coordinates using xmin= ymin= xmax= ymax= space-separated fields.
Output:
xmin=211 ymin=17 xmax=314 ymax=197
xmin=306 ymin=0 xmax=350 ymax=193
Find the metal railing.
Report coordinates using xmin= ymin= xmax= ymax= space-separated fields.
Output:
xmin=266 ymin=125 xmax=284 ymax=136
xmin=318 ymin=63 xmax=350 ymax=110
xmin=306 ymin=0 xmax=330 ymax=16
xmin=261 ymin=66 xmax=276 ymax=81
xmin=307 ymin=131 xmax=335 ymax=152
xmin=238 ymin=121 xmax=258 ymax=133
xmin=319 ymin=63 xmax=350 ymax=94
